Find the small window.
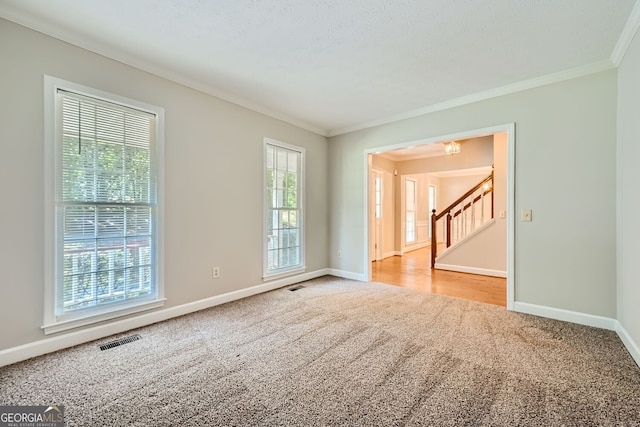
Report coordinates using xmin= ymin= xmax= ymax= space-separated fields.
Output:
xmin=406 ymin=179 xmax=417 ymax=243
xmin=44 ymin=76 xmax=165 ymax=334
xmin=375 ymin=176 xmax=382 ymax=219
xmin=428 ymin=185 xmax=436 ymax=238
xmin=264 ymin=139 xmax=305 ymax=278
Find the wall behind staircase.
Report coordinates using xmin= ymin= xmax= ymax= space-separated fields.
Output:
xmin=435 ymin=133 xmax=507 ymax=276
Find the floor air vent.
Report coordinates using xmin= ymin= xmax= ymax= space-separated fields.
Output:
xmin=289 ymin=285 xmax=305 ymax=291
xmin=99 ymin=334 xmax=141 ymax=351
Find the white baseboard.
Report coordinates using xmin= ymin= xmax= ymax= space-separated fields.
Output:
xmin=616 ymin=323 xmax=640 ymax=368
xmin=0 ymin=269 xmax=330 ymax=368
xmin=512 ymin=302 xmax=617 ymax=330
xmin=327 ymin=269 xmax=367 ymax=282
xmin=434 ymin=263 xmax=507 ymax=278
xmin=402 ymin=242 xmax=429 ymax=253
xmin=5 ymin=271 xmax=636 ymax=372
xmin=382 ymin=251 xmax=401 ymax=258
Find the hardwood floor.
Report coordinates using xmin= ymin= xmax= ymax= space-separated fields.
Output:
xmin=371 ymin=247 xmax=507 ymax=307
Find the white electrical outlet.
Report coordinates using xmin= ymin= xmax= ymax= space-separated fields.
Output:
xmin=521 ymin=209 xmax=532 ymax=222
xmin=337 ymin=250 xmax=342 ymax=258
xmin=212 ymin=267 xmax=220 ymax=279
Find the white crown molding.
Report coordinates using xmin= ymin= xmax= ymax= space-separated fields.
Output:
xmin=328 ymin=60 xmax=615 ymax=136
xmin=611 ymin=0 xmax=640 ymax=66
xmin=0 ymin=5 xmax=627 ymax=139
xmin=0 ymin=10 xmax=329 ymax=137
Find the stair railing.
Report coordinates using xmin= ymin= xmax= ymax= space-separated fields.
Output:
xmin=430 ymin=171 xmax=494 ymax=267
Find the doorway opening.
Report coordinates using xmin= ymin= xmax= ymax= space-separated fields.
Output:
xmin=365 ymin=124 xmax=515 ymax=309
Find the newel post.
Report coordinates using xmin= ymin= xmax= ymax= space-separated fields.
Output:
xmin=430 ymin=209 xmax=437 ymax=268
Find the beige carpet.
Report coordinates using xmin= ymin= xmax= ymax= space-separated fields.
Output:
xmin=1 ymin=276 xmax=639 ymax=426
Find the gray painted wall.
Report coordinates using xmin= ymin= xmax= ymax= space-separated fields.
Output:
xmin=329 ymin=70 xmax=618 ymax=318
xmin=617 ymin=30 xmax=640 ymax=354
xmin=0 ymin=19 xmax=329 ymax=351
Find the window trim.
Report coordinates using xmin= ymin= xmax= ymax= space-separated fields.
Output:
xmin=43 ymin=75 xmax=165 ymax=335
xmin=262 ymin=138 xmax=306 ymax=280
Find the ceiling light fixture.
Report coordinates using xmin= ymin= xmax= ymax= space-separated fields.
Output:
xmin=445 ymin=140 xmax=461 ymax=155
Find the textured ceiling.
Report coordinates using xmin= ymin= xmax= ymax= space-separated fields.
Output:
xmin=1 ymin=0 xmax=638 ymax=136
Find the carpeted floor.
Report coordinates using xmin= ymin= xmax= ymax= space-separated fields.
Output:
xmin=1 ymin=276 xmax=639 ymax=426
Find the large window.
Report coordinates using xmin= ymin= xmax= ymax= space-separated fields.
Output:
xmin=44 ymin=76 xmax=164 ymax=334
xmin=264 ymin=139 xmax=305 ymax=278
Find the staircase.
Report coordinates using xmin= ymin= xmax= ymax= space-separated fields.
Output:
xmin=430 ymin=170 xmax=494 ymax=267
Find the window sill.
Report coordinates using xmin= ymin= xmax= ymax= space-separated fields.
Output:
xmin=42 ymin=298 xmax=167 ymax=335
xmin=262 ymin=266 xmax=307 ymax=282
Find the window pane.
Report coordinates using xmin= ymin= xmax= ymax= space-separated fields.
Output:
xmin=63 ymin=240 xmax=96 ymax=311
xmin=125 ymin=146 xmax=151 ymax=203
xmin=288 ymin=152 xmax=298 ymax=172
xmin=126 ymin=206 xmax=152 ymax=236
xmin=277 ymin=150 xmax=287 ymax=171
xmin=266 ymin=146 xmax=274 ymax=169
xmin=97 ymin=206 xmax=125 ymax=236
xmin=64 ymin=206 xmax=96 ymax=238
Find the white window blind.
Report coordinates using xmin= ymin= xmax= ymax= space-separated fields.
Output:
xmin=264 ymin=140 xmax=305 ymax=277
xmin=55 ymin=89 xmax=158 ymax=317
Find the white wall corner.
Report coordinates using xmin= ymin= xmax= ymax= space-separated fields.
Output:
xmin=616 ymin=322 xmax=640 ymax=368
xmin=327 ymin=269 xmax=368 ymax=282
xmin=382 ymin=251 xmax=401 ymax=259
xmin=0 ymin=268 xmax=331 ymax=368
xmin=512 ymin=302 xmax=617 ymax=331
xmin=611 ymin=0 xmax=640 ymax=66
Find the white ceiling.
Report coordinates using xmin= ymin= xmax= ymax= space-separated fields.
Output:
xmin=1 ymin=0 xmax=638 ymax=136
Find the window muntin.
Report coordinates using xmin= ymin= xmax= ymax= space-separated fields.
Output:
xmin=264 ymin=140 xmax=305 ymax=277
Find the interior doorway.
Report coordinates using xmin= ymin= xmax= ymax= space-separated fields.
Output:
xmin=365 ymin=124 xmax=514 ymax=309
